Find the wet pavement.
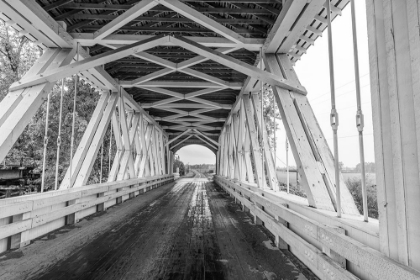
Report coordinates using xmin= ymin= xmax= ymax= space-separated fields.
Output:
xmin=0 ymin=174 xmax=317 ymax=280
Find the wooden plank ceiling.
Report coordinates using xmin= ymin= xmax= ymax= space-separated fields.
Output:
xmin=35 ymin=0 xmax=347 ymax=152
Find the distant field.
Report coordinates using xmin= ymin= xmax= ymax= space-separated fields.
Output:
xmin=276 ymin=171 xmax=299 ymax=186
xmin=276 ymin=171 xmax=376 ymax=187
xmin=343 ymin=172 xmax=376 ymax=185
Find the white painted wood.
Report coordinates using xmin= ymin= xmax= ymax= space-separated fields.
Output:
xmin=73 ymin=33 xmax=264 ymax=50
xmin=158 ymin=0 xmax=246 ymax=44
xmin=278 ymin=55 xmax=359 ymax=215
xmin=195 ymin=135 xmax=217 ymax=151
xmin=243 ymin=94 xmax=265 ymax=189
xmin=0 ymin=49 xmax=74 ymax=164
xmin=251 ymin=94 xmax=279 ymax=191
xmin=129 ymin=81 xmax=239 ymax=88
xmin=11 ymin=35 xmax=169 ymax=91
xmin=93 ymin=0 xmax=157 ymax=40
xmin=171 ymin=36 xmax=307 ymax=95
xmin=73 ymin=92 xmax=119 ymax=187
xmin=6 ymin=0 xmax=73 ymax=48
xmin=60 ymin=93 xmax=110 ymax=189
xmin=264 ymin=54 xmax=335 ymax=211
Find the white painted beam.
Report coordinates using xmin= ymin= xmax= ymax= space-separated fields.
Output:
xmin=157 ymin=0 xmax=246 ymax=44
xmin=10 ymin=35 xmax=169 ymax=91
xmin=93 ymin=0 xmax=157 ymax=40
xmin=72 ymin=33 xmax=264 ymax=50
xmin=170 ymin=36 xmax=307 ymax=95
xmin=192 ymin=129 xmax=220 ymax=146
xmin=127 ymin=81 xmax=242 ymax=89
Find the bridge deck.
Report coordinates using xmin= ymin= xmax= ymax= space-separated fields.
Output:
xmin=0 ymin=175 xmax=314 ymax=280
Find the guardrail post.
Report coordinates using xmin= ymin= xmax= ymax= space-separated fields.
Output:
xmin=129 ymin=184 xmax=135 ymax=199
xmin=97 ymin=192 xmax=106 ymax=212
xmin=275 ymin=204 xmax=289 ymax=250
xmin=10 ymin=212 xmax=31 ymax=249
xmin=66 ymin=199 xmax=79 ymax=224
xmin=322 ymin=226 xmax=346 ymax=269
xmin=115 ymin=184 xmax=124 ymax=204
xmin=253 ymin=203 xmax=263 ymax=226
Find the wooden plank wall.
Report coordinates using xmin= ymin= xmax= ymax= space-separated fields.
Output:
xmin=366 ymin=0 xmax=420 ymax=270
xmin=0 ymin=175 xmax=174 ymax=254
xmin=214 ymin=176 xmax=420 ymax=280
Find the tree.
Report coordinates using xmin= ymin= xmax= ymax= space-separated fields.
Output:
xmin=173 ymin=157 xmax=185 ymax=175
xmin=0 ymin=24 xmax=41 ymax=100
xmin=262 ymin=86 xmax=281 ymax=151
xmin=355 ymin=162 xmax=376 ymax=173
xmin=0 ymin=23 xmax=109 ymax=190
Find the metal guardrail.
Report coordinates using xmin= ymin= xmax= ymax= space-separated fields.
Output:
xmin=214 ymin=175 xmax=420 ymax=280
xmin=0 ymin=174 xmax=174 ymax=253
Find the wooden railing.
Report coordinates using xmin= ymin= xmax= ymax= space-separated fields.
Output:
xmin=214 ymin=175 xmax=420 ymax=280
xmin=0 ymin=174 xmax=174 ymax=254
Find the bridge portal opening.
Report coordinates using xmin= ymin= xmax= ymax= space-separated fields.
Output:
xmin=173 ymin=144 xmax=216 ymax=176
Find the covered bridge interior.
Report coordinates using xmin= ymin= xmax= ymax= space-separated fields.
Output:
xmin=1 ymin=0 xmax=420 ymax=280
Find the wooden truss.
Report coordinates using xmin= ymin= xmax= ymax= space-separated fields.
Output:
xmin=0 ymin=0 xmax=357 ymax=215
xmin=59 ymin=90 xmax=168 ymax=189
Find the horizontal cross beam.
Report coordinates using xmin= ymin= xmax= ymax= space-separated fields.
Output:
xmin=10 ymin=35 xmax=169 ymax=91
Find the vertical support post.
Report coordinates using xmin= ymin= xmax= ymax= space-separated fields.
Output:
xmin=275 ymin=204 xmax=289 ymax=250
xmin=350 ymin=0 xmax=368 ymax=222
xmin=69 ymin=43 xmax=80 ymax=188
xmin=366 ymin=0 xmax=420 ymax=267
xmin=322 ymin=227 xmax=346 ymax=269
xmin=40 ymin=92 xmax=51 ymax=193
xmin=54 ymin=79 xmax=65 ymax=191
xmin=326 ymin=0 xmax=341 ymax=218
xmin=286 ymin=139 xmax=289 ymax=194
xmin=10 ymin=212 xmax=31 ymax=249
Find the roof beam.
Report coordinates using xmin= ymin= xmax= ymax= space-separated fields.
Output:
xmin=194 ymin=134 xmax=218 ymax=150
xmin=169 ymin=132 xmax=219 ymax=137
xmin=156 ymin=117 xmax=225 ymax=122
xmin=166 ymin=129 xmax=192 ymax=145
xmin=142 ymin=102 xmax=231 ymax=109
xmin=170 ymin=36 xmax=307 ymax=95
xmin=126 ymin=81 xmax=241 ymax=88
xmin=70 ymin=14 xmax=270 ymax=25
xmin=171 ymin=135 xmax=193 ymax=150
xmin=10 ymin=35 xmax=169 ymax=91
xmin=61 ymin=3 xmax=275 ymax=15
xmin=157 ymin=0 xmax=245 ymax=44
xmin=263 ymin=0 xmax=307 ymax=53
xmin=192 ymin=129 xmax=220 ymax=146
xmin=93 ymin=0 xmax=157 ymax=41
xmin=120 ymin=47 xmax=238 ymax=86
xmin=1 ymin=0 xmax=73 ymax=48
xmin=72 ymin=34 xmax=264 ymax=50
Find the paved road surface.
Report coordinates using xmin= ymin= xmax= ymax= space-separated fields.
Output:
xmin=0 ymin=173 xmax=316 ymax=280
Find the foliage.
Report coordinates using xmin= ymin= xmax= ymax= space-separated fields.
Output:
xmin=173 ymin=157 xmax=185 ymax=175
xmin=354 ymin=162 xmax=376 ymax=173
xmin=0 ymin=24 xmax=112 ymax=190
xmin=262 ymin=87 xmax=281 ymax=151
xmin=0 ymin=24 xmax=41 ymax=99
xmin=346 ymin=176 xmax=378 ymax=218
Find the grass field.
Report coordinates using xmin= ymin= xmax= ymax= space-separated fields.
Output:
xmin=276 ymin=171 xmax=377 ymax=187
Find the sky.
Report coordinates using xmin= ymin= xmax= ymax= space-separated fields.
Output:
xmin=177 ymin=2 xmax=373 ymax=168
